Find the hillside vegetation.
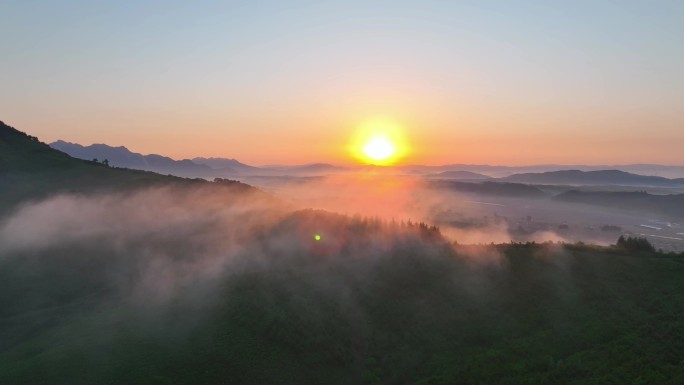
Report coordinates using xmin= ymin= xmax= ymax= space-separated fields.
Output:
xmin=0 ymin=120 xmax=256 ymax=213
xmin=1 ymin=122 xmax=683 ymax=384
xmin=1 ymin=219 xmax=682 ymax=384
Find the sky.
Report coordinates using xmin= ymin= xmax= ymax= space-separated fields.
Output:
xmin=1 ymin=0 xmax=683 ymax=166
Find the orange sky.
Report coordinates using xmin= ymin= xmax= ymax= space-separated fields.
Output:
xmin=13 ymin=97 xmax=683 ymax=166
xmin=2 ymin=2 xmax=683 ymax=166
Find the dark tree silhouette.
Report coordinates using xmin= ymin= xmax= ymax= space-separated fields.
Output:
xmin=616 ymin=235 xmax=655 ymax=252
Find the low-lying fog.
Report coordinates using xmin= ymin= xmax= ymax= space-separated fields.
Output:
xmin=8 ymin=170 xmax=680 ymax=384
xmin=2 ymin=172 xmax=683 ymax=267
xmin=235 ymin=174 xmax=684 ymax=252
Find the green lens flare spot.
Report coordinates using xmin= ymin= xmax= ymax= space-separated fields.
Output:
xmin=314 ymin=234 xmax=321 ymax=241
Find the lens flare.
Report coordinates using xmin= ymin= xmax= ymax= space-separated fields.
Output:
xmin=314 ymin=234 xmax=321 ymax=241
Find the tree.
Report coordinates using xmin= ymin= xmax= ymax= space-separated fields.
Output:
xmin=616 ymin=235 xmax=655 ymax=253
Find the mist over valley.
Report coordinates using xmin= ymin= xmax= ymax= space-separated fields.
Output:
xmin=2 ymin=2 xmax=684 ymax=383
xmin=2 ymin=120 xmax=684 ymax=383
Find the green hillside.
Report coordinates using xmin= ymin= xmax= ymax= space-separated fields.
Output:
xmin=1 ymin=122 xmax=683 ymax=384
xmin=0 ymin=120 xmax=255 ymax=213
xmin=1 ymin=232 xmax=682 ymax=384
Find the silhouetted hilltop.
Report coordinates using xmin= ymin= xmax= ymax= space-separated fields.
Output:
xmin=502 ymin=169 xmax=684 ymax=187
xmin=50 ymin=140 xmax=236 ymax=177
xmin=1 ymin=122 xmax=85 ymax=174
xmin=0 ymin=121 xmax=256 ymax=212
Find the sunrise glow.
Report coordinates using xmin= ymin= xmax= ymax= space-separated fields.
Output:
xmin=363 ymin=136 xmax=395 ymax=161
xmin=349 ymin=117 xmax=409 ymax=166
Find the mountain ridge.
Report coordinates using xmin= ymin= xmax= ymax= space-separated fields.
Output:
xmin=47 ymin=138 xmax=684 ymax=180
xmin=428 ymin=170 xmax=493 ymax=180
xmin=50 ymin=140 xmax=354 ymax=177
xmin=50 ymin=140 xmax=236 ymax=177
xmin=502 ymin=169 xmax=684 ymax=187
xmin=1 ymin=121 xmax=258 ymax=213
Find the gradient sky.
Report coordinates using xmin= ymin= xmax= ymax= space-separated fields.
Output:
xmin=1 ymin=1 xmax=683 ymax=165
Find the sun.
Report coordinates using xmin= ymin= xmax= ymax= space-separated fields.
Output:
xmin=363 ymin=136 xmax=396 ymax=161
xmin=348 ymin=117 xmax=408 ymax=165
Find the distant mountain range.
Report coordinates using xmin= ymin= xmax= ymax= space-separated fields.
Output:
xmin=271 ymin=163 xmax=350 ymax=175
xmin=49 ymin=141 xmax=350 ymax=178
xmin=425 ymin=169 xmax=684 ymax=188
xmin=3 ymin=122 xmax=684 ymax=220
xmin=50 ymin=140 xmax=236 ymax=178
xmin=1 ymin=122 xmax=233 ymax=213
xmin=401 ymin=164 xmax=684 ymax=179
xmin=429 ymin=180 xmax=546 ymax=198
xmin=427 ymin=171 xmax=493 ymax=180
xmin=191 ymin=157 xmax=264 ymax=174
xmin=501 ymin=170 xmax=684 ymax=187
xmin=49 ymin=140 xmax=684 ymax=183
